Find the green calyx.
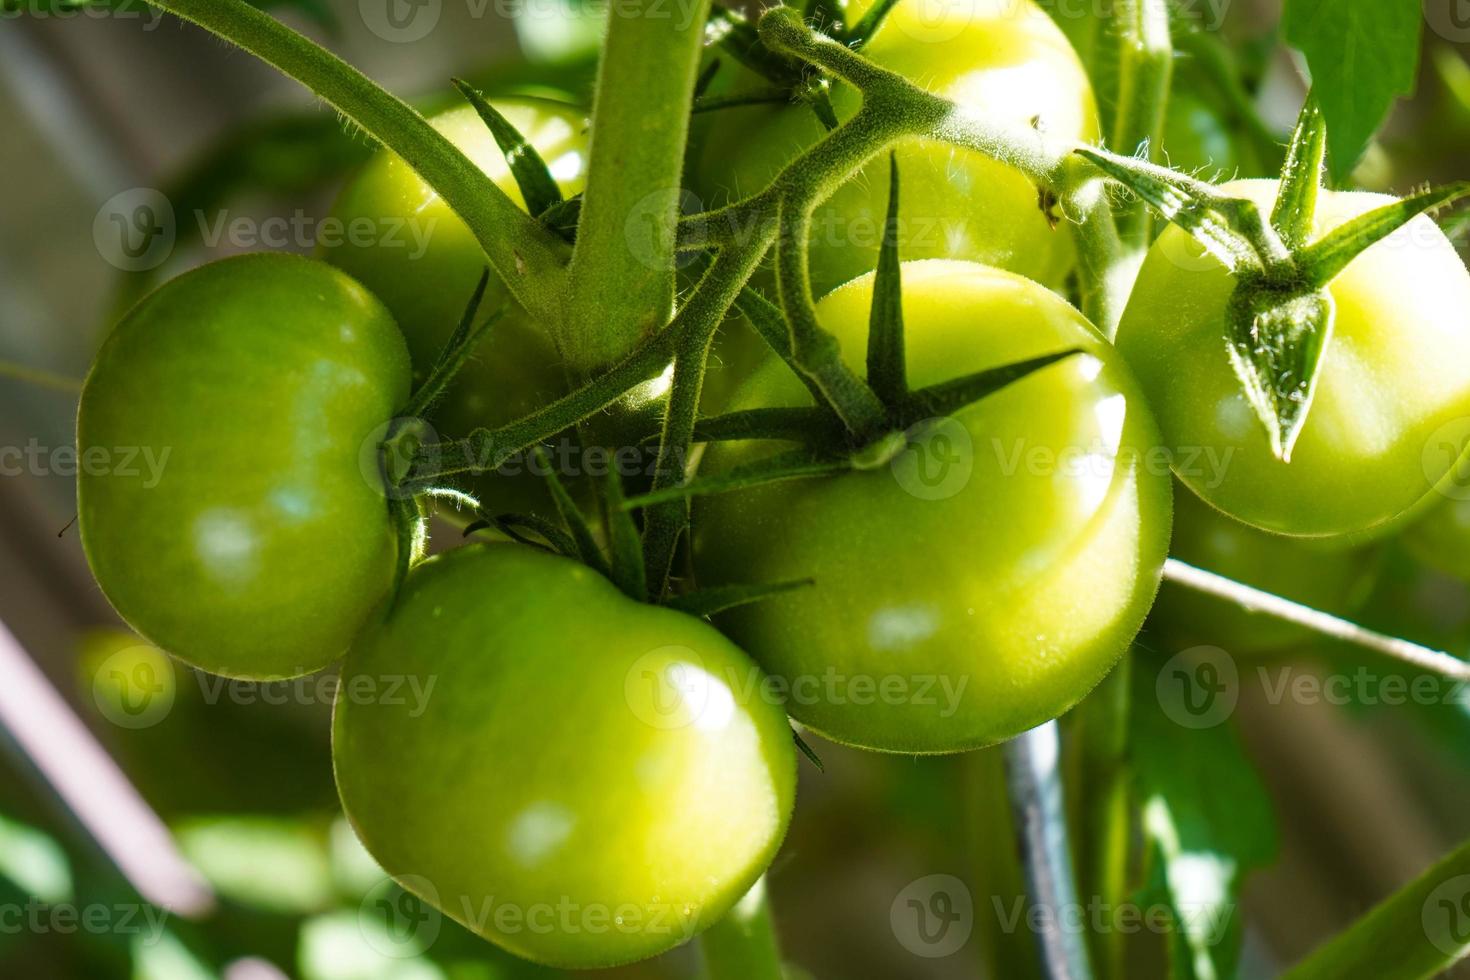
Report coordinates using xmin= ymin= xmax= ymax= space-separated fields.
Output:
xmin=1085 ymin=91 xmax=1470 ymax=460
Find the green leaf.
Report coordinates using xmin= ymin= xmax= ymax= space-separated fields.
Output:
xmin=1282 ymin=0 xmax=1422 ymax=183
xmin=665 ymin=578 xmax=814 ymax=617
xmin=866 ymin=153 xmax=907 ymax=406
xmin=1131 ymin=656 xmax=1276 ymax=980
xmin=691 ymin=407 xmax=843 ymax=445
xmin=1075 ymin=147 xmax=1273 ymax=273
xmin=845 ymin=0 xmax=900 ymax=48
xmin=1272 ymin=94 xmax=1327 ymax=248
xmin=602 ymin=469 xmax=648 ymax=602
xmin=1279 ymin=837 xmax=1470 ymax=980
xmin=1224 ymin=283 xmax=1334 ymax=461
xmin=175 ymin=816 xmax=332 ymax=915
xmin=533 ymin=446 xmax=610 ymax=576
xmin=402 ymin=271 xmax=497 ymax=419
xmin=1298 ymin=183 xmax=1470 ymax=289
xmin=623 ymin=449 xmax=851 ymax=509
xmin=479 ymin=512 xmax=580 ymax=558
xmin=453 ymin=79 xmax=565 ymax=219
xmin=901 ymin=350 xmax=1082 ymax=425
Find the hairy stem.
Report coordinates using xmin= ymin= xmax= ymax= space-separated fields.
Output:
xmin=564 ymin=0 xmax=712 ymax=373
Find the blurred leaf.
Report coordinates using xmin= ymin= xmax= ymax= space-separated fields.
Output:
xmin=0 ymin=812 xmax=72 ymax=903
xmin=132 ymin=928 xmax=215 ymax=980
xmin=1282 ymin=0 xmax=1422 ymax=183
xmin=299 ymin=911 xmax=444 ymax=980
xmin=1279 ymin=837 xmax=1470 ymax=980
xmin=176 ymin=816 xmax=332 ymax=915
xmin=1131 ymin=658 xmax=1276 ymax=980
xmin=330 ymin=818 xmax=386 ymax=902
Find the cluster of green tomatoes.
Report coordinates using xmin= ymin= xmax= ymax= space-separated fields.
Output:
xmin=73 ymin=0 xmax=1470 ymax=969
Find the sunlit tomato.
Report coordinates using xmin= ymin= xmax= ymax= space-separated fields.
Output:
xmin=693 ymin=0 xmax=1099 ymax=296
xmin=1115 ymin=179 xmax=1470 ymax=539
xmin=78 ymin=253 xmax=410 ymax=679
xmin=693 ymin=260 xmax=1172 ymax=753
xmin=333 ymin=543 xmax=797 ymax=968
xmin=322 ymin=101 xmax=602 ymax=517
xmin=1148 ymin=487 xmax=1380 ymax=653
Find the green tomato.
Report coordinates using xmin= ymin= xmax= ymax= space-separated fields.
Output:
xmin=1402 ymin=493 xmax=1470 ymax=582
xmin=693 ymin=260 xmax=1172 ymax=753
xmin=692 ymin=0 xmax=1099 ymax=297
xmin=78 ymin=253 xmax=410 ymax=679
xmin=1149 ymin=487 xmax=1379 ymax=653
xmin=1115 ymin=178 xmax=1470 ymax=539
xmin=333 ymin=543 xmax=796 ymax=968
xmin=322 ymin=101 xmax=597 ymax=517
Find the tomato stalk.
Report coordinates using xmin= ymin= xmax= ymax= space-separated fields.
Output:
xmin=698 ymin=877 xmax=786 ymax=980
xmin=1110 ymin=0 xmax=1174 ymax=246
xmin=144 ymin=0 xmax=571 ymax=327
xmin=562 ymin=0 xmax=712 ymax=374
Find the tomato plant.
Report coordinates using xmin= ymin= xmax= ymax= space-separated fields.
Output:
xmin=78 ymin=253 xmax=409 ymax=680
xmin=693 ymin=0 xmax=1098 ymax=297
xmin=334 ymin=543 xmax=796 ymax=968
xmin=693 ymin=260 xmax=1171 ymax=753
xmin=1115 ymin=178 xmax=1470 ymax=540
xmin=323 ymin=101 xmax=596 ymax=516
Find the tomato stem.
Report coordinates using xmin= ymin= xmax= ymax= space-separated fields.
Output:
xmin=698 ymin=876 xmax=787 ymax=980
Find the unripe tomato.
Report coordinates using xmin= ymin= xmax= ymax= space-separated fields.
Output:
xmin=1148 ymin=487 xmax=1380 ymax=653
xmin=693 ymin=260 xmax=1172 ymax=753
xmin=1115 ymin=179 xmax=1470 ymax=539
xmin=78 ymin=253 xmax=410 ymax=679
xmin=333 ymin=543 xmax=797 ymax=968
xmin=323 ymin=101 xmax=594 ymax=516
xmin=693 ymin=0 xmax=1099 ymax=296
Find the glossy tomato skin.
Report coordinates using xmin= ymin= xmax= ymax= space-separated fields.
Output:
xmin=1149 ymin=487 xmax=1380 ymax=653
xmin=1115 ymin=179 xmax=1470 ymax=539
xmin=333 ymin=543 xmax=797 ymax=969
xmin=78 ymin=253 xmax=410 ymax=679
xmin=693 ymin=0 xmax=1099 ymax=297
xmin=693 ymin=260 xmax=1172 ymax=753
xmin=323 ymin=102 xmax=596 ymax=516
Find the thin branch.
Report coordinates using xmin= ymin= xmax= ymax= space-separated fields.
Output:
xmin=1163 ymin=559 xmax=1470 ymax=682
